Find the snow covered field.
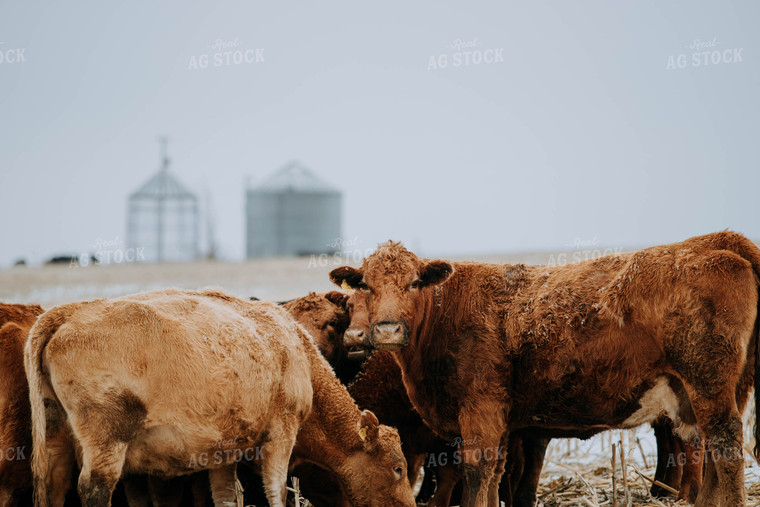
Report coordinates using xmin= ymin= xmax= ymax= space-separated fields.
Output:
xmin=0 ymin=250 xmax=556 ymax=307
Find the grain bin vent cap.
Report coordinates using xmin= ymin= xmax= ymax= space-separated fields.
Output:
xmin=255 ymin=161 xmax=339 ymax=193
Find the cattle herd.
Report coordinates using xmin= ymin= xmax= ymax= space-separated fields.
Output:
xmin=0 ymin=231 xmax=758 ymax=507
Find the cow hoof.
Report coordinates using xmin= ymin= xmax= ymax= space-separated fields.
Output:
xmin=678 ymin=480 xmax=701 ymax=505
xmin=650 ymin=484 xmax=676 ymax=499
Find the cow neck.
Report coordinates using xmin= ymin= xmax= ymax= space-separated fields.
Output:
xmin=403 ymin=269 xmax=458 ymax=361
xmin=295 ymin=342 xmax=365 ymax=473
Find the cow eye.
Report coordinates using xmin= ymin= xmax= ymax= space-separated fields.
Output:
xmin=410 ymin=279 xmax=422 ymax=289
xmin=357 ymin=280 xmax=369 ymax=291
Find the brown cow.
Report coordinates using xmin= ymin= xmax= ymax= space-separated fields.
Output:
xmin=280 ymin=291 xmax=363 ymax=385
xmin=25 ymin=289 xmax=415 ymax=507
xmin=331 ymin=232 xmax=760 ymax=507
xmin=344 ymin=289 xmax=705 ymax=505
xmin=0 ymin=303 xmax=44 ymax=506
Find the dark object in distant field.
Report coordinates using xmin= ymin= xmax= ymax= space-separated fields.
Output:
xmin=45 ymin=254 xmax=99 ymax=266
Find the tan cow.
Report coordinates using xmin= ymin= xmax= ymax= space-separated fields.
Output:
xmin=331 ymin=231 xmax=760 ymax=507
xmin=25 ymin=289 xmax=415 ymax=507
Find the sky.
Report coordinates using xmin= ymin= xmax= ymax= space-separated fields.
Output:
xmin=1 ymin=1 xmax=758 ymax=266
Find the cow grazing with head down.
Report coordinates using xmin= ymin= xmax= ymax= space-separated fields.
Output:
xmin=25 ymin=289 xmax=415 ymax=507
xmin=146 ymin=290 xmax=357 ymax=506
xmin=331 ymin=232 xmax=760 ymax=507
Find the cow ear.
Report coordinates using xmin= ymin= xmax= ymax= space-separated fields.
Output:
xmin=417 ymin=261 xmax=453 ymax=288
xmin=358 ymin=409 xmax=380 ymax=445
xmin=324 ymin=291 xmax=349 ymax=309
xmin=330 ymin=266 xmax=364 ymax=289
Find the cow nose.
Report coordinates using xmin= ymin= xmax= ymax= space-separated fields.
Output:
xmin=343 ymin=327 xmax=369 ymax=348
xmin=371 ymin=321 xmax=409 ymax=350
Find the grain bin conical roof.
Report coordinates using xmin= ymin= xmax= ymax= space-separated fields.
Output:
xmin=129 ymin=166 xmax=196 ymax=200
xmin=255 ymin=161 xmax=339 ymax=193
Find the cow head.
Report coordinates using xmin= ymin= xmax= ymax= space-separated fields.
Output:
xmin=340 ymin=410 xmax=415 ymax=507
xmin=330 ymin=241 xmax=453 ymax=350
xmin=343 ymin=291 xmax=371 ymax=359
xmin=281 ymin=292 xmax=350 ymax=363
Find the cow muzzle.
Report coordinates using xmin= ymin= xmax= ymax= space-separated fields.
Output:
xmin=344 ymin=326 xmax=370 ymax=348
xmin=370 ymin=321 xmax=409 ymax=350
xmin=344 ymin=327 xmax=371 ymax=360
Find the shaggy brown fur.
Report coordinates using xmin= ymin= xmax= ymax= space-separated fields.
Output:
xmin=331 ymin=232 xmax=760 ymax=507
xmin=343 ymin=292 xmax=697 ymax=506
xmin=0 ymin=303 xmax=44 ymax=506
xmin=345 ymin=288 xmax=703 ymax=505
xmin=25 ymin=289 xmax=415 ymax=507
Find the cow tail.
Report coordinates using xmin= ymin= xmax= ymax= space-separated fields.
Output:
xmin=24 ymin=304 xmax=79 ymax=507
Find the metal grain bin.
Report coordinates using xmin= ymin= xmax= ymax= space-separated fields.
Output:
xmin=127 ymin=144 xmax=199 ymax=263
xmin=246 ymin=161 xmax=342 ymax=258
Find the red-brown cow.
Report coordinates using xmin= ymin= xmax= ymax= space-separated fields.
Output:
xmin=0 ymin=303 xmax=44 ymax=506
xmin=331 ymin=232 xmax=760 ymax=507
xmin=343 ymin=291 xmax=704 ymax=505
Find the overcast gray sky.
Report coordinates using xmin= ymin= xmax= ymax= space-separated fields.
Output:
xmin=1 ymin=1 xmax=758 ymax=266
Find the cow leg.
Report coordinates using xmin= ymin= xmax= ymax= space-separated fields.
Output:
xmin=190 ymin=472 xmax=211 ymax=507
xmin=415 ymin=463 xmax=437 ymax=504
xmin=512 ymin=435 xmax=550 ymax=507
xmin=78 ymin=442 xmax=128 ymax=507
xmin=461 ymin=460 xmax=497 ymax=507
xmin=459 ymin=400 xmax=507 ymax=507
xmin=678 ymin=435 xmax=703 ymax=504
xmin=697 ymin=451 xmax=718 ymax=505
xmin=428 ymin=463 xmax=461 ymax=507
xmin=148 ymin=475 xmax=185 ymax=506
xmin=487 ymin=436 xmax=508 ymax=507
xmin=122 ymin=476 xmax=151 ymax=507
xmin=260 ymin=416 xmax=299 ymax=507
xmin=688 ymin=392 xmax=745 ymax=507
xmin=208 ymin=465 xmax=242 ymax=507
xmin=650 ymin=418 xmax=681 ymax=498
xmin=405 ymin=453 xmax=425 ymax=494
xmin=458 ymin=427 xmax=504 ymax=506
xmin=47 ymin=436 xmax=76 ymax=507
xmin=498 ymin=433 xmax=523 ymax=506
xmin=40 ymin=400 xmax=76 ymax=507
